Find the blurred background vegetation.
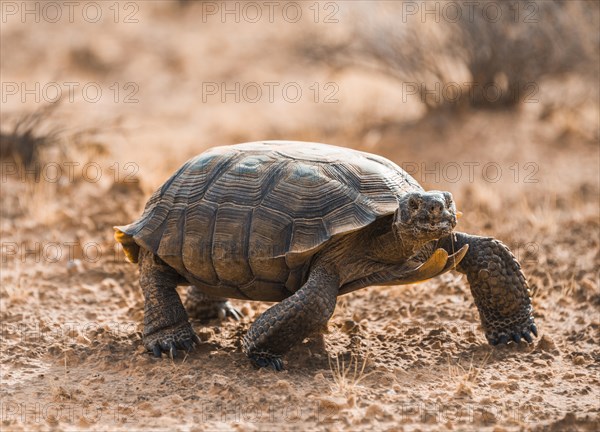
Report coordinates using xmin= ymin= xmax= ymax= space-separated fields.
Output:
xmin=1 ymin=0 xmax=598 ymax=222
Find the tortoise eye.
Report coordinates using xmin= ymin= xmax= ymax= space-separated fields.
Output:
xmin=409 ymin=197 xmax=419 ymax=210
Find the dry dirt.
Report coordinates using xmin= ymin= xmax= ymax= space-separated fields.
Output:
xmin=1 ymin=2 xmax=599 ymax=431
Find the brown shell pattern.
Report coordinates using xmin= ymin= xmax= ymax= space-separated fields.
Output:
xmin=115 ymin=141 xmax=423 ymax=299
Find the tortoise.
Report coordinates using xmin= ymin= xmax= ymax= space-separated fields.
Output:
xmin=114 ymin=141 xmax=537 ymax=370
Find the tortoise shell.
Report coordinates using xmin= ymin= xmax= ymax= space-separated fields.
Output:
xmin=114 ymin=141 xmax=423 ymax=301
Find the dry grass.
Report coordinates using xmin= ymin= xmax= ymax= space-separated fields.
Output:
xmin=327 ymin=352 xmax=372 ymax=396
xmin=0 ymin=103 xmax=62 ymax=173
xmin=447 ymin=352 xmax=491 ymax=384
xmin=519 ymin=195 xmax=560 ymax=235
xmin=447 ymin=352 xmax=492 ymax=397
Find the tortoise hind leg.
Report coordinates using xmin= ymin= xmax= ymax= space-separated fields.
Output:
xmin=242 ymin=267 xmax=339 ymax=371
xmin=184 ymin=286 xmax=243 ymax=321
xmin=438 ymin=232 xmax=537 ymax=345
xmin=139 ymin=248 xmax=200 ymax=358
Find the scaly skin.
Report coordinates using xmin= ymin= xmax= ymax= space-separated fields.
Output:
xmin=134 ymin=192 xmax=537 ymax=369
xmin=139 ymin=249 xmax=200 ymax=358
xmin=241 ymin=266 xmax=339 ymax=371
xmin=184 ymin=286 xmax=243 ymax=321
xmin=438 ymin=232 xmax=538 ymax=345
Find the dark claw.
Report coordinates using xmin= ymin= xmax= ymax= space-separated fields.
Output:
xmin=251 ymin=356 xmax=269 ymax=368
xmin=272 ymin=358 xmax=284 ymax=371
xmin=230 ymin=308 xmax=243 ymax=321
xmin=522 ymin=331 xmax=533 ymax=343
xmin=530 ymin=324 xmax=538 ymax=337
xmin=222 ymin=304 xmax=243 ymax=321
xmin=497 ymin=335 xmax=509 ymax=345
xmin=193 ymin=334 xmax=202 ymax=346
xmin=512 ymin=334 xmax=521 ymax=344
xmin=144 ymin=323 xmax=200 ymax=359
xmin=249 ymin=354 xmax=283 ymax=371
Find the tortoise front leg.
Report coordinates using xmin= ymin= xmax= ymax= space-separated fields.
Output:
xmin=184 ymin=286 xmax=243 ymax=321
xmin=139 ymin=248 xmax=200 ymax=358
xmin=242 ymin=267 xmax=339 ymax=371
xmin=438 ymin=232 xmax=538 ymax=345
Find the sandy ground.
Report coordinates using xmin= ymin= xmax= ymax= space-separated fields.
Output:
xmin=1 ymin=2 xmax=599 ymax=431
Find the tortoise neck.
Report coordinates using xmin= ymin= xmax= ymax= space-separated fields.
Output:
xmin=315 ymin=220 xmax=423 ymax=288
xmin=368 ymin=226 xmax=423 ymax=264
xmin=314 ymin=217 xmax=424 ymax=286
xmin=356 ymin=216 xmax=420 ymax=262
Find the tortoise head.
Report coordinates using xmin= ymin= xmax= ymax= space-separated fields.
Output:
xmin=395 ymin=191 xmax=459 ymax=243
